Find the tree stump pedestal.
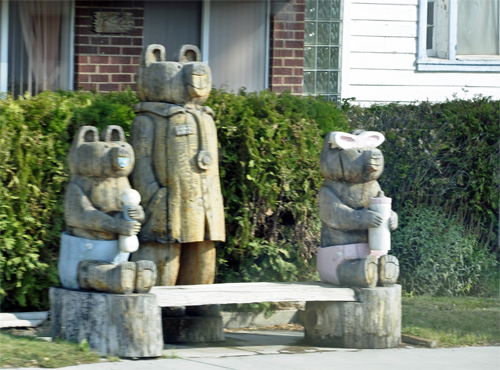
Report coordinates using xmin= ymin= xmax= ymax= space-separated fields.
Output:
xmin=304 ymin=284 xmax=401 ymax=349
xmin=50 ymin=287 xmax=163 ymax=357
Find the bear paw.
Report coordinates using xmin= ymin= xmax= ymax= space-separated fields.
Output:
xmin=338 ymin=255 xmax=378 ymax=288
xmin=134 ymin=260 xmax=157 ymax=293
xmin=377 ymin=255 xmax=399 ymax=287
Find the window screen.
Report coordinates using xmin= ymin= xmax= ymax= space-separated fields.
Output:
xmin=208 ymin=1 xmax=268 ymax=92
xmin=143 ymin=1 xmax=202 ymax=61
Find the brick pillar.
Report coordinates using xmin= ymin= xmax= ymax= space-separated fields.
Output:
xmin=269 ymin=0 xmax=305 ymax=95
xmin=74 ymin=1 xmax=144 ymax=92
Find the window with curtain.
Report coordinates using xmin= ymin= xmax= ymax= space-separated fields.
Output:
xmin=457 ymin=0 xmax=499 ymax=56
xmin=418 ymin=0 xmax=500 ymax=71
xmin=143 ymin=0 xmax=202 ymax=61
xmin=208 ymin=1 xmax=268 ymax=92
xmin=143 ymin=0 xmax=268 ymax=92
xmin=7 ymin=0 xmax=72 ymax=96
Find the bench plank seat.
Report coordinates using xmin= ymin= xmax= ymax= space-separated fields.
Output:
xmin=149 ymin=282 xmax=357 ymax=307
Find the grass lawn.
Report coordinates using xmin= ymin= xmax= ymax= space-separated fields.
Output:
xmin=0 ymin=296 xmax=498 ymax=368
xmin=402 ymin=296 xmax=500 ymax=347
xmin=0 ymin=333 xmax=118 ymax=368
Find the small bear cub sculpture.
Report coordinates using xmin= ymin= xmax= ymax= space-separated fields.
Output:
xmin=60 ymin=125 xmax=156 ymax=294
xmin=317 ymin=130 xmax=399 ymax=288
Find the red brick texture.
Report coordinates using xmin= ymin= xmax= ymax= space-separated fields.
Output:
xmin=74 ymin=1 xmax=144 ymax=92
xmin=269 ymin=0 xmax=305 ymax=94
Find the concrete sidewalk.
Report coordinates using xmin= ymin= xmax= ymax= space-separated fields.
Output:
xmin=6 ymin=330 xmax=500 ymax=370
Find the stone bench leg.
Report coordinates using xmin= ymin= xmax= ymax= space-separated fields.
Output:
xmin=304 ymin=284 xmax=401 ymax=349
xmin=162 ymin=304 xmax=224 ymax=343
xmin=50 ymin=287 xmax=163 ymax=357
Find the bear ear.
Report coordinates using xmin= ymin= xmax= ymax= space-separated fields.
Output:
xmin=177 ymin=44 xmax=201 ymax=63
xmin=101 ymin=125 xmax=126 ymax=142
xmin=74 ymin=126 xmax=99 ymax=146
xmin=141 ymin=44 xmax=166 ymax=68
xmin=329 ymin=132 xmax=357 ymax=149
xmin=357 ymin=131 xmax=385 ymax=148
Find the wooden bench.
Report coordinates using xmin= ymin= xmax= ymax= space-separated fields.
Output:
xmin=149 ymin=282 xmax=357 ymax=306
xmin=150 ymin=282 xmax=401 ymax=349
xmin=50 ymin=282 xmax=401 ymax=357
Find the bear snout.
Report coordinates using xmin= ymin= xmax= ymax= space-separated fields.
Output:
xmin=365 ymin=150 xmax=382 ymax=173
xmin=185 ymin=63 xmax=211 ymax=98
xmin=111 ymin=146 xmax=133 ymax=170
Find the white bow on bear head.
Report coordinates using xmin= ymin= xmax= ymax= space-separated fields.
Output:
xmin=329 ymin=131 xmax=385 ymax=150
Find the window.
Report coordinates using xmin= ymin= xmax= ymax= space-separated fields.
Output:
xmin=0 ymin=0 xmax=74 ymax=96
xmin=417 ymin=0 xmax=500 ymax=72
xmin=303 ymin=0 xmax=342 ymax=102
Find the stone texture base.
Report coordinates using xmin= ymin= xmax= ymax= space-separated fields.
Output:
xmin=50 ymin=287 xmax=163 ymax=357
xmin=162 ymin=316 xmax=224 ymax=343
xmin=304 ymin=284 xmax=401 ymax=349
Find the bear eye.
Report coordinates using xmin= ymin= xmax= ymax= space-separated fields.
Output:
xmin=357 ymin=149 xmax=362 ymax=153
xmin=104 ymin=145 xmax=109 ymax=148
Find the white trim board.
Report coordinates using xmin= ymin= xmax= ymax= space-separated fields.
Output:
xmin=0 ymin=0 xmax=9 ymax=94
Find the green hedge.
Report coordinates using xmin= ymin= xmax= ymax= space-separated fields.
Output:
xmin=1 ymin=90 xmax=498 ymax=310
xmin=0 ymin=90 xmax=139 ymax=310
xmin=345 ymin=96 xmax=499 ymax=297
xmin=207 ymin=90 xmax=348 ymax=283
xmin=345 ymin=97 xmax=499 ymax=250
xmin=0 ymin=89 xmax=347 ymax=310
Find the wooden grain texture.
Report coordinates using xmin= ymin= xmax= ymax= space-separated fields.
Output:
xmin=304 ymin=284 xmax=401 ymax=349
xmin=350 ymin=20 xmax=417 ymax=37
xmin=176 ymin=241 xmax=216 ymax=285
xmin=351 ymin=3 xmax=417 ymax=22
xmin=402 ymin=333 xmax=437 ymax=348
xmin=131 ymin=242 xmax=181 ymax=286
xmin=150 ymin=282 xmax=357 ymax=307
xmin=337 ymin=256 xmax=378 ymax=288
xmin=350 ymin=36 xmax=417 ymax=54
xmin=50 ymin=287 xmax=163 ymax=357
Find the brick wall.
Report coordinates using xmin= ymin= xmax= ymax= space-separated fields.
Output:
xmin=74 ymin=1 xmax=144 ymax=92
xmin=73 ymin=0 xmax=304 ymax=94
xmin=269 ymin=0 xmax=305 ymax=94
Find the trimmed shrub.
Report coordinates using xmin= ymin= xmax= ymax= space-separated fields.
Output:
xmin=0 ymin=90 xmax=138 ymax=310
xmin=345 ymin=96 xmax=500 ymax=252
xmin=1 ymin=88 xmax=498 ymax=310
xmin=392 ymin=205 xmax=498 ymax=297
xmin=0 ymin=89 xmax=347 ymax=310
xmin=207 ymin=89 xmax=349 ymax=283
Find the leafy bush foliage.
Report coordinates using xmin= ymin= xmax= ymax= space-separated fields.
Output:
xmin=208 ymin=89 xmax=349 ymax=283
xmin=0 ymin=90 xmax=138 ymax=310
xmin=393 ymin=205 xmax=498 ymax=297
xmin=346 ymin=96 xmax=499 ymax=251
xmin=1 ymin=88 xmax=498 ymax=310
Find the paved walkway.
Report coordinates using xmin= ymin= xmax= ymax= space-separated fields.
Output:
xmin=6 ymin=330 xmax=500 ymax=370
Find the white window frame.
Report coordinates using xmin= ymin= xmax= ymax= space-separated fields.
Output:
xmin=0 ymin=0 xmax=75 ymax=95
xmin=0 ymin=0 xmax=9 ymax=93
xmin=417 ymin=0 xmax=500 ymax=72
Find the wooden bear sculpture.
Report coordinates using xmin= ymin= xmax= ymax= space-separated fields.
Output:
xmin=317 ymin=130 xmax=399 ymax=288
xmin=60 ymin=125 xmax=156 ymax=294
xmin=129 ymin=44 xmax=225 ymax=286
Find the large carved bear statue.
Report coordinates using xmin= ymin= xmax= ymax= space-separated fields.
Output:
xmin=129 ymin=44 xmax=225 ymax=286
xmin=59 ymin=125 xmax=156 ymax=294
xmin=317 ymin=130 xmax=399 ymax=288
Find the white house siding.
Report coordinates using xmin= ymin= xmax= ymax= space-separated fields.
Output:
xmin=341 ymin=0 xmax=500 ymax=105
